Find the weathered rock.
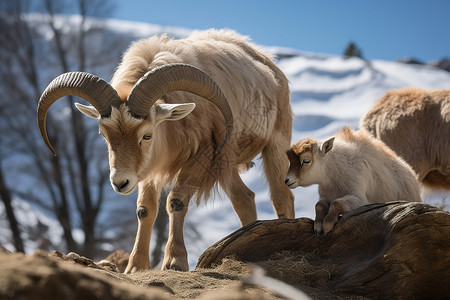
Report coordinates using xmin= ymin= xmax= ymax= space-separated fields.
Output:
xmin=101 ymin=250 xmax=130 ymax=273
xmin=49 ymin=250 xmax=118 ymax=272
xmin=431 ymin=58 xmax=450 ymax=72
xmin=0 ymin=251 xmax=172 ymax=300
xmin=197 ymin=202 xmax=450 ymax=299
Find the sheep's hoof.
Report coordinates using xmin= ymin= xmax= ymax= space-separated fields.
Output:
xmin=322 ymin=222 xmax=336 ymax=235
xmin=124 ymin=263 xmax=148 ymax=274
xmin=163 ymin=264 xmax=185 ymax=271
xmin=314 ymin=221 xmax=323 ymax=236
xmin=124 ymin=253 xmax=149 ymax=274
xmin=162 ymin=257 xmax=189 ymax=272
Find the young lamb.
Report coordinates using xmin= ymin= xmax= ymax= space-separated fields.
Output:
xmin=360 ymin=88 xmax=450 ymax=191
xmin=285 ymin=127 xmax=421 ymax=235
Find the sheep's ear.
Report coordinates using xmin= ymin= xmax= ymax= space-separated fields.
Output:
xmin=155 ymin=103 xmax=196 ymax=123
xmin=75 ymin=103 xmax=101 ymax=119
xmin=319 ymin=137 xmax=335 ymax=154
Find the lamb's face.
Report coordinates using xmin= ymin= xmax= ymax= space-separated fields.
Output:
xmin=285 ymin=137 xmax=335 ymax=189
xmin=285 ymin=138 xmax=319 ymax=188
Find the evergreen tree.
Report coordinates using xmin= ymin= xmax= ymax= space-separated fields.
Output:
xmin=344 ymin=42 xmax=363 ymax=59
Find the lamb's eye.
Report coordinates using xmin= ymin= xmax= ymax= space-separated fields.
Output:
xmin=142 ymin=135 xmax=152 ymax=140
xmin=302 ymin=159 xmax=311 ymax=165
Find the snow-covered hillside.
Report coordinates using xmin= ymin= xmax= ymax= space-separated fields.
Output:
xmin=189 ymin=46 xmax=450 ymax=269
xmin=0 ymin=199 xmax=63 ymax=253
xmin=2 ymin=16 xmax=449 ymax=269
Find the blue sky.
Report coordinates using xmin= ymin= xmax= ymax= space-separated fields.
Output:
xmin=111 ymin=0 xmax=449 ymax=62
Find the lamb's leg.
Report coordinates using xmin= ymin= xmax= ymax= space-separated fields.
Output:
xmin=222 ymin=169 xmax=257 ymax=226
xmin=262 ymin=139 xmax=295 ymax=219
xmin=323 ymin=195 xmax=365 ymax=235
xmin=314 ymin=199 xmax=330 ymax=235
xmin=125 ymin=181 xmax=160 ymax=274
xmin=162 ymin=173 xmax=195 ymax=271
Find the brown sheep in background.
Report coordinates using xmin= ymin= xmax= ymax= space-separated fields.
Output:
xmin=360 ymin=88 xmax=450 ymax=191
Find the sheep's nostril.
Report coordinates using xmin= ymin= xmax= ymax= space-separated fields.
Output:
xmin=114 ymin=180 xmax=129 ymax=191
xmin=284 ymin=178 xmax=289 ymax=184
xmin=120 ymin=180 xmax=129 ymax=190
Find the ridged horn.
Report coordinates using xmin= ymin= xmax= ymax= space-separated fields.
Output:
xmin=127 ymin=63 xmax=233 ymax=152
xmin=37 ymin=72 xmax=123 ymax=156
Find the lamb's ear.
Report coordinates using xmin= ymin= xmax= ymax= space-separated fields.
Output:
xmin=155 ymin=103 xmax=196 ymax=123
xmin=75 ymin=103 xmax=100 ymax=119
xmin=319 ymin=137 xmax=335 ymax=154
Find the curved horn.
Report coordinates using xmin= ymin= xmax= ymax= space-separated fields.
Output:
xmin=127 ymin=63 xmax=233 ymax=152
xmin=37 ymin=72 xmax=123 ymax=156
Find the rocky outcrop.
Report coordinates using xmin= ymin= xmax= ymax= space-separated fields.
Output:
xmin=197 ymin=202 xmax=450 ymax=299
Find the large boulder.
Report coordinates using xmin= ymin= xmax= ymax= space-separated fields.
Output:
xmin=197 ymin=201 xmax=450 ymax=299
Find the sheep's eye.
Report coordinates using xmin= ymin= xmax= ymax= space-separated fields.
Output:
xmin=302 ymin=159 xmax=311 ymax=165
xmin=142 ymin=135 xmax=152 ymax=140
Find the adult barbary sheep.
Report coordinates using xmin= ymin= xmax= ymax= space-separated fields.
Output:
xmin=37 ymin=29 xmax=295 ymax=272
xmin=285 ymin=127 xmax=421 ymax=235
xmin=360 ymin=88 xmax=450 ymax=191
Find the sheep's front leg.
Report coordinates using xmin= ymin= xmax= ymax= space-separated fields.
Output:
xmin=162 ymin=175 xmax=195 ymax=271
xmin=314 ymin=199 xmax=330 ymax=235
xmin=323 ymin=195 xmax=365 ymax=235
xmin=125 ymin=181 xmax=160 ymax=274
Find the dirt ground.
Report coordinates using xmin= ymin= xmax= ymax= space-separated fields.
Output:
xmin=0 ymin=248 xmax=363 ymax=300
